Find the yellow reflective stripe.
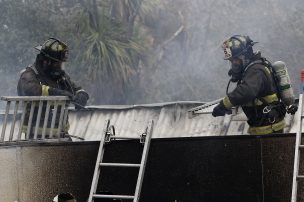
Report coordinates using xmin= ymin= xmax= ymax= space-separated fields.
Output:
xmin=223 ymin=96 xmax=233 ymax=109
xmin=21 ymin=124 xmax=69 ymax=136
xmin=261 ymin=93 xmax=279 ymax=103
xmin=41 ymin=85 xmax=50 ymax=96
xmin=263 ymin=66 xmax=271 ymax=75
xmin=247 ymin=119 xmax=285 ymax=135
xmin=244 ymin=93 xmax=279 ymax=106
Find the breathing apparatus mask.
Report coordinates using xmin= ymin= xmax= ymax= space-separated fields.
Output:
xmin=37 ymin=54 xmax=66 ymax=79
xmin=45 ymin=61 xmax=65 ymax=80
xmin=227 ymin=54 xmax=253 ymax=82
xmin=228 ymin=58 xmax=243 ymax=82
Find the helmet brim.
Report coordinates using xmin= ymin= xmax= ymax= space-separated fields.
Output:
xmin=34 ymin=45 xmax=42 ymax=51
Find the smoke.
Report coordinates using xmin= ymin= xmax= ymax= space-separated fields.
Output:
xmin=138 ymin=0 xmax=304 ymax=103
xmin=1 ymin=0 xmax=304 ymax=105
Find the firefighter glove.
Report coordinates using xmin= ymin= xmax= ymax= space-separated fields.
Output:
xmin=287 ymin=104 xmax=298 ymax=115
xmin=73 ymin=90 xmax=89 ymax=108
xmin=49 ymin=88 xmax=74 ymax=98
xmin=212 ymin=101 xmax=232 ymax=117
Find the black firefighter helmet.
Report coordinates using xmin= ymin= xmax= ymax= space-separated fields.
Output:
xmin=35 ymin=37 xmax=68 ymax=62
xmin=222 ymin=35 xmax=257 ymax=60
xmin=53 ymin=192 xmax=77 ymax=202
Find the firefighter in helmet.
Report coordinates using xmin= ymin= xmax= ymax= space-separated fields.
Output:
xmin=212 ymin=35 xmax=289 ymax=135
xmin=53 ymin=192 xmax=77 ymax=202
xmin=17 ymin=38 xmax=89 ymax=138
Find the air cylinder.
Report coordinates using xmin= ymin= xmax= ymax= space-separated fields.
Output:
xmin=272 ymin=61 xmax=295 ymax=106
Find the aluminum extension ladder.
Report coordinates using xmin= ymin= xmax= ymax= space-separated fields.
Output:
xmin=88 ymin=119 xmax=154 ymax=202
xmin=291 ymin=94 xmax=304 ymax=202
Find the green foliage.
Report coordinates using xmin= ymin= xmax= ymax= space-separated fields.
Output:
xmin=69 ymin=4 xmax=142 ymax=84
xmin=63 ymin=1 xmax=146 ymax=104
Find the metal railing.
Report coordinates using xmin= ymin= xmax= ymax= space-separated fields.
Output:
xmin=0 ymin=96 xmax=70 ymax=142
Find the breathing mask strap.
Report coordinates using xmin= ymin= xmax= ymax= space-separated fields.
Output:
xmin=226 ymin=79 xmax=232 ymax=96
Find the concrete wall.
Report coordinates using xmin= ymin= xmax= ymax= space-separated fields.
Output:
xmin=0 ymin=134 xmax=300 ymax=202
xmin=0 ymin=142 xmax=97 ymax=202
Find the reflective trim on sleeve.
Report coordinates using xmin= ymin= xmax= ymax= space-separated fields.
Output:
xmin=41 ymin=85 xmax=50 ymax=96
xmin=261 ymin=93 xmax=279 ymax=103
xmin=244 ymin=93 xmax=279 ymax=106
xmin=263 ymin=66 xmax=271 ymax=75
xmin=76 ymin=89 xmax=86 ymax=94
xmin=223 ymin=96 xmax=233 ymax=109
xmin=247 ymin=119 xmax=285 ymax=135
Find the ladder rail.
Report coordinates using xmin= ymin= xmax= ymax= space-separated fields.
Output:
xmin=291 ymin=94 xmax=304 ymax=202
xmin=88 ymin=120 xmax=110 ymax=202
xmin=88 ymin=120 xmax=154 ymax=202
xmin=133 ymin=120 xmax=154 ymax=202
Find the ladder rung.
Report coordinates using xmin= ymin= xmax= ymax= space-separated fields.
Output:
xmin=297 ymin=175 xmax=304 ymax=179
xmin=299 ymin=145 xmax=304 ymax=149
xmin=100 ymin=162 xmax=141 ymax=167
xmin=111 ymin=136 xmax=141 ymax=140
xmin=93 ymin=194 xmax=134 ymax=199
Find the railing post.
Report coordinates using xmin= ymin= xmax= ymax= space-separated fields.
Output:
xmin=18 ymin=101 xmax=27 ymax=141
xmin=57 ymin=101 xmax=66 ymax=139
xmin=9 ymin=101 xmax=20 ymax=141
xmin=1 ymin=101 xmax=11 ymax=142
xmin=33 ymin=100 xmax=43 ymax=140
xmin=26 ymin=101 xmax=36 ymax=140
xmin=49 ymin=100 xmax=59 ymax=138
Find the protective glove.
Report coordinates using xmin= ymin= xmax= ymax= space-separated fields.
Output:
xmin=73 ymin=90 xmax=89 ymax=109
xmin=286 ymin=104 xmax=298 ymax=115
xmin=212 ymin=101 xmax=232 ymax=117
xmin=48 ymin=87 xmax=74 ymax=99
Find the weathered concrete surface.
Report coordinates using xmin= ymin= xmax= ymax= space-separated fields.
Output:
xmin=0 ymin=142 xmax=98 ymax=202
xmin=0 ymin=134 xmax=299 ymax=202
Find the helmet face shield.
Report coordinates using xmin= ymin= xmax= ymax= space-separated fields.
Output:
xmin=222 ymin=40 xmax=233 ymax=60
xmin=222 ymin=35 xmax=257 ymax=60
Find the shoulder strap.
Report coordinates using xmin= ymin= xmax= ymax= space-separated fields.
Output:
xmin=243 ymin=58 xmax=271 ymax=73
xmin=28 ymin=64 xmax=39 ymax=75
xmin=27 ymin=64 xmax=45 ymax=85
xmin=245 ymin=58 xmax=283 ymax=102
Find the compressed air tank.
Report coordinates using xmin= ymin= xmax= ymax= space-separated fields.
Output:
xmin=272 ymin=61 xmax=295 ymax=106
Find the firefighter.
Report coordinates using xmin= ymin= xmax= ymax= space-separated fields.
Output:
xmin=212 ymin=35 xmax=293 ymax=135
xmin=17 ymin=37 xmax=89 ymax=138
xmin=53 ymin=192 xmax=77 ymax=202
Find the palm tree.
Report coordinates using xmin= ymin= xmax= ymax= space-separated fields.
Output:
xmin=69 ymin=0 xmax=144 ymax=104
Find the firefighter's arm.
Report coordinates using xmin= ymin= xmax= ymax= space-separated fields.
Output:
xmin=63 ymin=74 xmax=89 ymax=108
xmin=223 ymin=67 xmax=267 ymax=109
